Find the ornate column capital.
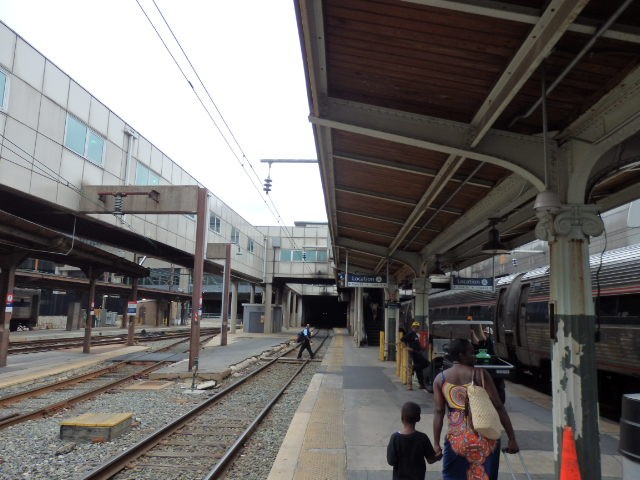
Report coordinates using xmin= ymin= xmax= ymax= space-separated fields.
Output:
xmin=535 ymin=204 xmax=604 ymax=242
xmin=413 ymin=277 xmax=429 ymax=295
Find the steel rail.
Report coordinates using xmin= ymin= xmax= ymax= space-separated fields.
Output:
xmin=80 ymin=334 xmax=328 ymax=480
xmin=0 ymin=362 xmax=169 ymax=430
xmin=0 ymin=331 xmax=218 ymax=429
xmin=80 ymin=354 xmax=285 ymax=480
xmin=203 ymin=360 xmax=308 ymax=479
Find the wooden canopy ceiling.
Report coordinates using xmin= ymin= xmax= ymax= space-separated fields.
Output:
xmin=296 ymin=0 xmax=640 ymax=283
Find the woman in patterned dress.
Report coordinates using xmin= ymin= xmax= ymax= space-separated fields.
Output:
xmin=432 ymin=339 xmax=519 ymax=479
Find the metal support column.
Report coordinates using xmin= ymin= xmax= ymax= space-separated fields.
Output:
xmin=83 ymin=267 xmax=98 ymax=354
xmin=189 ymin=187 xmax=208 ymax=371
xmin=221 ymin=243 xmax=231 ymax=346
xmin=126 ymin=279 xmax=138 ymax=346
xmin=263 ymin=282 xmax=273 ymax=333
xmin=0 ymin=255 xmax=21 ymax=367
xmin=230 ymin=280 xmax=238 ymax=335
xmin=535 ymin=203 xmax=604 ymax=479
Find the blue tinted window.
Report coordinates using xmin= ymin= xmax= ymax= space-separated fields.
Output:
xmin=86 ymin=131 xmax=104 ymax=165
xmin=280 ymin=249 xmax=292 ymax=261
xmin=135 ymin=162 xmax=149 ymax=185
xmin=136 ymin=162 xmax=162 ymax=186
xmin=148 ymin=171 xmax=160 ymax=186
xmin=65 ymin=116 xmax=87 ymax=155
xmin=317 ymin=250 xmax=328 ymax=262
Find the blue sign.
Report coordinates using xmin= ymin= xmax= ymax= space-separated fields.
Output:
xmin=451 ymin=276 xmax=493 ymax=291
xmin=346 ymin=273 xmax=387 ymax=288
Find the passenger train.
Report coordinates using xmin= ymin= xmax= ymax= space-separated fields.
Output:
xmin=425 ymin=243 xmax=640 ymax=405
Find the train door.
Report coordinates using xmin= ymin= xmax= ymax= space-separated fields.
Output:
xmin=497 ymin=273 xmax=525 ymax=362
xmin=494 ymin=288 xmax=508 ymax=358
xmin=515 ymin=284 xmax=532 ymax=366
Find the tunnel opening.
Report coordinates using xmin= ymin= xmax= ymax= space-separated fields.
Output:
xmin=302 ymin=295 xmax=347 ymax=328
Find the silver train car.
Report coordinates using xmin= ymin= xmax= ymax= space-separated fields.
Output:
xmin=428 ymin=243 xmax=640 ymax=401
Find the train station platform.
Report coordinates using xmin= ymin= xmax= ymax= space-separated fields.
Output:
xmin=268 ymin=328 xmax=623 ymax=480
xmin=0 ymin=327 xmax=624 ymax=479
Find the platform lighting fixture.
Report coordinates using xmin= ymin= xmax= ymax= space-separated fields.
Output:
xmin=428 ymin=257 xmax=449 ymax=284
xmin=481 ymin=219 xmax=510 ymax=255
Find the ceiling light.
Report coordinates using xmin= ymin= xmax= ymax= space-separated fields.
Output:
xmin=481 ymin=222 xmax=510 ymax=255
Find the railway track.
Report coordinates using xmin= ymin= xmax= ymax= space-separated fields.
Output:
xmin=8 ymin=328 xmax=219 ymax=354
xmin=81 ymin=332 xmax=330 ymax=480
xmin=0 ymin=332 xmax=219 ymax=429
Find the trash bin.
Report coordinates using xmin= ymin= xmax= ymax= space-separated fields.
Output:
xmin=620 ymin=393 xmax=640 ymax=479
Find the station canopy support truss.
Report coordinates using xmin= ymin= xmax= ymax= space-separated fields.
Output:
xmin=295 ymin=0 xmax=640 ymax=281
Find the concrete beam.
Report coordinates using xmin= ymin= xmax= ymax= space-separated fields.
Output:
xmin=79 ymin=185 xmax=200 ymax=214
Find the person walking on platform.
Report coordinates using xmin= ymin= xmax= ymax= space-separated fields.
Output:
xmin=402 ymin=321 xmax=428 ymax=389
xmin=432 ymin=338 xmax=519 ymax=480
xmin=387 ymin=401 xmax=442 ymax=480
xmin=297 ymin=323 xmax=314 ymax=359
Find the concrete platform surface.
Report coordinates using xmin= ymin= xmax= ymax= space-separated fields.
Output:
xmin=269 ymin=329 xmax=622 ymax=480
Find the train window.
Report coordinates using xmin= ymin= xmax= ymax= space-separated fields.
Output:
xmin=619 ymin=294 xmax=640 ymax=316
xmin=595 ymin=296 xmax=617 ymax=316
xmin=526 ymin=301 xmax=547 ymax=323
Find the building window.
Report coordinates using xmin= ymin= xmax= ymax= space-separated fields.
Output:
xmin=135 ymin=162 xmax=160 ymax=186
xmin=279 ymin=248 xmax=327 ymax=262
xmin=0 ymin=69 xmax=8 ymax=110
xmin=230 ymin=227 xmax=240 ymax=244
xmin=209 ymin=215 xmax=221 ymax=234
xmin=247 ymin=238 xmax=254 ymax=253
xmin=64 ymin=114 xmax=105 ymax=166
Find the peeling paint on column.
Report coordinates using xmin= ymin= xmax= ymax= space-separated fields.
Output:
xmin=538 ymin=203 xmax=604 ymax=480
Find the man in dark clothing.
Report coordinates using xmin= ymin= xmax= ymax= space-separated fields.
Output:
xmin=402 ymin=321 xmax=428 ymax=389
xmin=297 ymin=323 xmax=314 ymax=359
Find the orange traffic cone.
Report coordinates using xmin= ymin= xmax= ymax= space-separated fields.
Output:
xmin=560 ymin=426 xmax=581 ymax=480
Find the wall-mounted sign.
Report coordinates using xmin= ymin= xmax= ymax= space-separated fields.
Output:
xmin=127 ymin=301 xmax=138 ymax=315
xmin=346 ymin=273 xmax=387 ymax=288
xmin=5 ymin=293 xmax=13 ymax=313
xmin=451 ymin=276 xmax=493 ymax=291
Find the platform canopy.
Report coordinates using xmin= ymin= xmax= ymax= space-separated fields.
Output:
xmin=295 ymin=0 xmax=640 ymax=282
xmin=0 ymin=209 xmax=149 ymax=278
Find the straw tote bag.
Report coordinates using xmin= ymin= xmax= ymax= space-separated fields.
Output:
xmin=467 ymin=368 xmax=502 ymax=440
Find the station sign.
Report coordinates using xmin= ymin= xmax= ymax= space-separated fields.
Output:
xmin=127 ymin=301 xmax=138 ymax=315
xmin=5 ymin=293 xmax=13 ymax=313
xmin=346 ymin=273 xmax=387 ymax=288
xmin=451 ymin=276 xmax=493 ymax=291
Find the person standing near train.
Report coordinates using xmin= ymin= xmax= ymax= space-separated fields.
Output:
xmin=402 ymin=321 xmax=428 ymax=390
xmin=470 ymin=325 xmax=505 ymax=404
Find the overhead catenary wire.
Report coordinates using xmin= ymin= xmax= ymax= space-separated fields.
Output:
xmin=135 ymin=0 xmax=315 ymax=274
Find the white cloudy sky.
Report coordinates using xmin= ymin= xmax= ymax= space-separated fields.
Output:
xmin=0 ymin=0 xmax=327 ymax=226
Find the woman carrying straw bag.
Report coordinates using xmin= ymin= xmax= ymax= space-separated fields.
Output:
xmin=432 ymin=338 xmax=519 ymax=480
